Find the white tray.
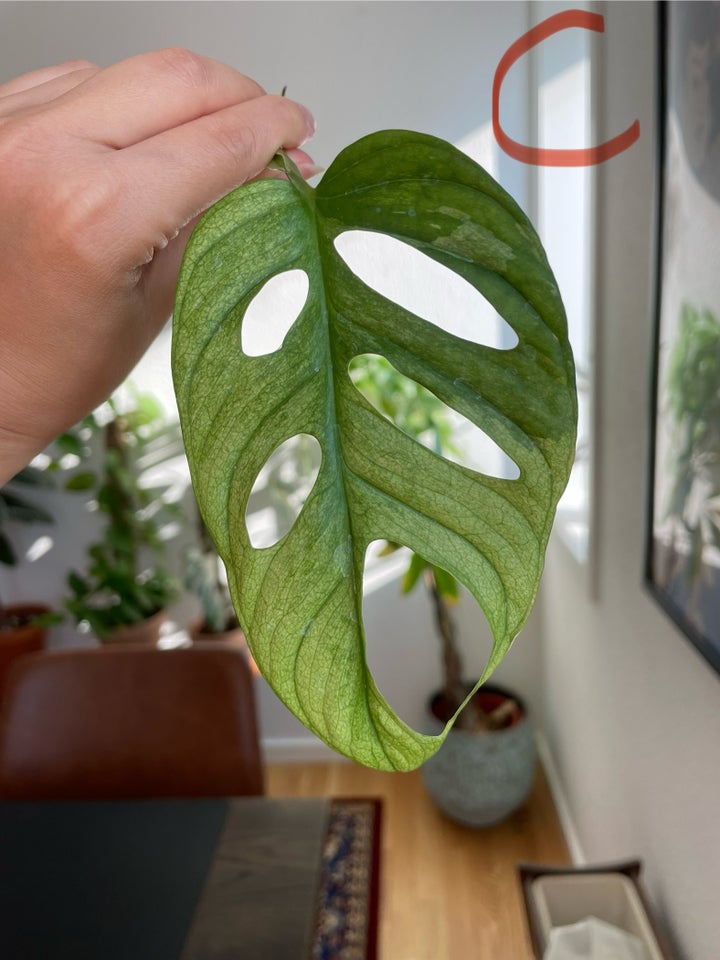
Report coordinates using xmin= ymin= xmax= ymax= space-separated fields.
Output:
xmin=530 ymin=872 xmax=665 ymax=960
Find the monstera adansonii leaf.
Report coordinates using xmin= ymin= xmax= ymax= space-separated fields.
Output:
xmin=172 ymin=130 xmax=577 ymax=771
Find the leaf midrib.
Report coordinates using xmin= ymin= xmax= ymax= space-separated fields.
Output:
xmin=313 ymin=187 xmax=406 ymax=769
xmin=306 ymin=190 xmax=366 ymax=636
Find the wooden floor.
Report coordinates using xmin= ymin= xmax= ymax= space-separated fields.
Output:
xmin=267 ymin=760 xmax=570 ymax=960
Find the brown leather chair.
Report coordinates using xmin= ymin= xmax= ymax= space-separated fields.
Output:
xmin=0 ymin=645 xmax=264 ymax=800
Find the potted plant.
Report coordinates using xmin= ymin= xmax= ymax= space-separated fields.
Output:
xmin=0 ymin=466 xmax=55 ymax=687
xmin=656 ymin=302 xmax=720 ymax=629
xmin=352 ymin=355 xmax=536 ymax=826
xmin=184 ymin=522 xmax=244 ymax=645
xmin=62 ymin=391 xmax=182 ymax=645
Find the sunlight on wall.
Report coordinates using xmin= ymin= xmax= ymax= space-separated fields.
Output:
xmin=537 ymin=55 xmax=594 ymax=565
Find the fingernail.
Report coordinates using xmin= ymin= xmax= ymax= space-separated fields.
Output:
xmin=300 ymin=104 xmax=316 ymax=139
xmin=299 ymin=163 xmax=324 ymax=179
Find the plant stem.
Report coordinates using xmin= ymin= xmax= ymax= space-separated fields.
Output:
xmin=423 ymin=567 xmax=488 ymax=732
xmin=105 ymin=417 xmax=135 ymax=576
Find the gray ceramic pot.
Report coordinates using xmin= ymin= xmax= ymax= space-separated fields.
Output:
xmin=421 ymin=684 xmax=536 ymax=827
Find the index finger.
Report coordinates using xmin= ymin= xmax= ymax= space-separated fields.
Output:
xmin=113 ymin=92 xmax=315 ymax=267
xmin=0 ymin=59 xmax=96 ymax=98
xmin=46 ymin=48 xmax=269 ymax=149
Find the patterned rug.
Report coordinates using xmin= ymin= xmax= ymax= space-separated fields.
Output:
xmin=310 ymin=798 xmax=382 ymax=960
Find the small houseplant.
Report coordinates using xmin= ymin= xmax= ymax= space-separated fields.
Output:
xmin=0 ymin=467 xmax=54 ymax=572
xmin=0 ymin=466 xmax=55 ymax=688
xmin=658 ymin=302 xmax=720 ymax=630
xmin=184 ymin=515 xmax=242 ymax=643
xmin=62 ymin=392 xmax=181 ymax=644
xmin=0 ymin=427 xmax=121 ymax=635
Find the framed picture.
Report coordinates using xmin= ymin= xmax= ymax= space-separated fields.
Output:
xmin=646 ymin=1 xmax=720 ymax=674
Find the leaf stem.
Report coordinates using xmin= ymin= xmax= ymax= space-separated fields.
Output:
xmin=269 ymin=150 xmax=315 ymax=206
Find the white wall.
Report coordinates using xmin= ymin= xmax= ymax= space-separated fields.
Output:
xmin=540 ymin=5 xmax=720 ymax=959
xmin=5 ymin=3 xmax=720 ymax=957
xmin=0 ymin=2 xmax=543 ymax=750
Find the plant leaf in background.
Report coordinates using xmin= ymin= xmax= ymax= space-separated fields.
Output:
xmin=173 ymin=130 xmax=577 ymax=771
xmin=0 ymin=466 xmax=55 ymax=568
xmin=660 ymin=303 xmax=720 ymax=608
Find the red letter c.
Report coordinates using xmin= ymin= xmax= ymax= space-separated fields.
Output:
xmin=493 ymin=9 xmax=640 ymax=167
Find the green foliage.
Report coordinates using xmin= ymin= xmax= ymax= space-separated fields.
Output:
xmin=350 ymin=354 xmax=459 ymax=459
xmin=663 ymin=303 xmax=720 ymax=585
xmin=173 ymin=130 xmax=577 ymax=770
xmin=351 ymin=354 xmax=462 ymax=603
xmin=64 ymin=472 xmax=96 ymax=492
xmin=0 ymin=424 xmax=101 ymax=613
xmin=0 ymin=467 xmax=54 ymax=568
xmin=54 ymin=431 xmax=86 ymax=459
xmin=63 ymin=393 xmax=181 ymax=640
xmin=184 ymin=546 xmax=232 ymax=634
xmin=667 ymin=304 xmax=720 ymax=426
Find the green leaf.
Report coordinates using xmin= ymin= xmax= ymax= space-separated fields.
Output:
xmin=401 ymin=552 xmax=426 ymax=595
xmin=64 ymin=472 xmax=96 ymax=492
xmin=376 ymin=541 xmax=401 ymax=557
xmin=10 ymin=466 xmax=53 ymax=488
xmin=55 ymin=431 xmax=85 ymax=458
xmin=68 ymin=571 xmax=89 ymax=598
xmin=432 ymin=565 xmax=459 ymax=601
xmin=1 ymin=492 xmax=53 ymax=525
xmin=173 ymin=130 xmax=577 ymax=771
xmin=129 ymin=392 xmax=164 ymax=426
xmin=105 ymin=524 xmax=134 ymax=553
xmin=0 ymin=530 xmax=17 ymax=566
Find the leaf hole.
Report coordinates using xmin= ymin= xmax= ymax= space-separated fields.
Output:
xmin=361 ymin=542 xmax=494 ymax=730
xmin=245 ymin=433 xmax=322 ymax=548
xmin=334 ymin=231 xmax=517 ymax=349
xmin=349 ymin=355 xmax=519 ymax=480
xmin=241 ymin=269 xmax=309 ymax=357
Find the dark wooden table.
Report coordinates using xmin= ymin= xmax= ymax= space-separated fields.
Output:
xmin=0 ymin=796 xmax=329 ymax=960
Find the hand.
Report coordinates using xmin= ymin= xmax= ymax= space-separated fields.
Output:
xmin=0 ymin=49 xmax=316 ymax=484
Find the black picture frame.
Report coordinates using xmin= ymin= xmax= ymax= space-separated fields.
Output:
xmin=646 ymin=1 xmax=720 ymax=676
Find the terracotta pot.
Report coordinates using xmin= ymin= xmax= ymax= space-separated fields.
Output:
xmin=0 ymin=604 xmax=49 ymax=694
xmin=188 ymin=616 xmax=245 ymax=648
xmin=188 ymin=618 xmax=259 ymax=676
xmin=102 ymin=609 xmax=167 ymax=646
